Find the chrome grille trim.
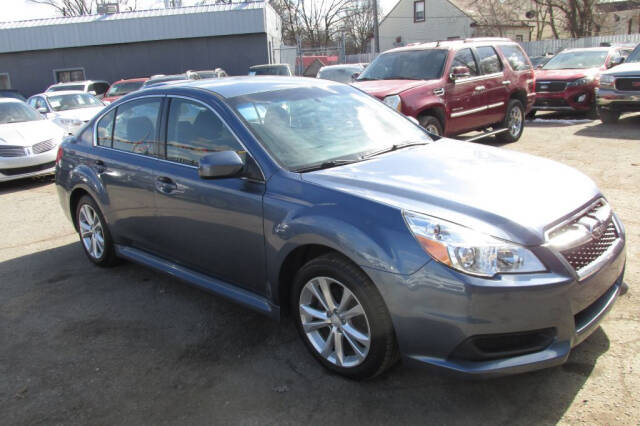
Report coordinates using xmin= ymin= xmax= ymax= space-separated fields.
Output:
xmin=0 ymin=145 xmax=27 ymax=157
xmin=32 ymin=139 xmax=56 ymax=154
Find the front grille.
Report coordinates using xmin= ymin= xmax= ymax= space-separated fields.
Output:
xmin=535 ymin=98 xmax=569 ymax=107
xmin=0 ymin=161 xmax=56 ymax=176
xmin=0 ymin=145 xmax=26 ymax=157
xmin=536 ymin=81 xmax=567 ymax=92
xmin=32 ymin=139 xmax=56 ymax=154
xmin=561 ymin=219 xmax=618 ymax=272
xmin=615 ymin=77 xmax=640 ymax=91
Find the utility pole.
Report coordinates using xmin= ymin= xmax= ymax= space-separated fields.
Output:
xmin=372 ymin=0 xmax=380 ymax=53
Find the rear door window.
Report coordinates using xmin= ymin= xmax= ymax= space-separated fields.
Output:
xmin=476 ymin=46 xmax=504 ymax=74
xmin=165 ymin=98 xmax=243 ymax=166
xmin=112 ymin=98 xmax=162 ymax=156
xmin=97 ymin=109 xmax=115 ymax=147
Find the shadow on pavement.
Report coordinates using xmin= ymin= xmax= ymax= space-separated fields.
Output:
xmin=1 ymin=242 xmax=611 ymax=425
xmin=0 ymin=175 xmax=55 ymax=195
xmin=574 ymin=114 xmax=640 ymax=140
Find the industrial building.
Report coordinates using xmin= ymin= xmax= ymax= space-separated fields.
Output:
xmin=0 ymin=2 xmax=282 ymax=96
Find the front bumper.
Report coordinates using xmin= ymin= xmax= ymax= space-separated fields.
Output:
xmin=533 ymin=84 xmax=596 ymax=112
xmin=596 ymin=87 xmax=640 ymax=112
xmin=0 ymin=148 xmax=58 ymax=182
xmin=365 ymin=214 xmax=626 ymax=377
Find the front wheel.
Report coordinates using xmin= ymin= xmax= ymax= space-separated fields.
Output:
xmin=598 ymin=108 xmax=620 ymax=124
xmin=419 ymin=114 xmax=443 ymax=136
xmin=496 ymin=99 xmax=525 ymax=143
xmin=292 ymin=254 xmax=398 ymax=380
xmin=75 ymin=195 xmax=118 ymax=266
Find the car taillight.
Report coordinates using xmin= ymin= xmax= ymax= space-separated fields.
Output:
xmin=56 ymin=145 xmax=63 ymax=166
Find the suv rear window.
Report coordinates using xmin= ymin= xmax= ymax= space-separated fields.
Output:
xmin=500 ymin=45 xmax=531 ymax=71
xmin=476 ymin=46 xmax=503 ymax=74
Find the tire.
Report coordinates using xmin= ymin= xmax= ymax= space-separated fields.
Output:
xmin=75 ymin=195 xmax=118 ymax=267
xmin=526 ymin=110 xmax=536 ymax=120
xmin=419 ymin=114 xmax=443 ymax=136
xmin=586 ymin=101 xmax=599 ymax=120
xmin=598 ymin=108 xmax=620 ymax=124
xmin=291 ymin=254 xmax=398 ymax=380
xmin=496 ymin=99 xmax=525 ymax=143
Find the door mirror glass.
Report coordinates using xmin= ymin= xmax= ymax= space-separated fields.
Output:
xmin=351 ymin=72 xmax=360 ymax=81
xmin=37 ymin=106 xmax=48 ymax=114
xmin=608 ymin=57 xmax=624 ymax=68
xmin=450 ymin=66 xmax=471 ymax=81
xmin=198 ymin=151 xmax=245 ymax=179
xmin=89 ymin=90 xmax=97 ymax=95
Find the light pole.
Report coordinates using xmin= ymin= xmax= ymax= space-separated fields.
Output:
xmin=372 ymin=0 xmax=380 ymax=53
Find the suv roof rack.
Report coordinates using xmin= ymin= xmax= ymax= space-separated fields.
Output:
xmin=464 ymin=37 xmax=512 ymax=43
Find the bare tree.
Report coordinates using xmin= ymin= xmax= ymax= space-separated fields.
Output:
xmin=28 ymin=0 xmax=137 ymax=16
xmin=532 ymin=0 xmax=607 ymax=38
xmin=342 ymin=1 xmax=377 ymax=54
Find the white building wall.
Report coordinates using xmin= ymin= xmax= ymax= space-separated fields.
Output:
xmin=379 ymin=0 xmax=474 ymax=52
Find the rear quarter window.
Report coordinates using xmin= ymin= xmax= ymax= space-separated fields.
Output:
xmin=500 ymin=45 xmax=532 ymax=71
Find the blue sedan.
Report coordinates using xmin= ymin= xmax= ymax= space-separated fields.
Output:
xmin=55 ymin=77 xmax=626 ymax=379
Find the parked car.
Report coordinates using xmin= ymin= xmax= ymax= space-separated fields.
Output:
xmin=103 ymin=78 xmax=149 ymax=104
xmin=532 ymin=46 xmax=629 ymax=117
xmin=56 ymin=77 xmax=626 ymax=379
xmin=597 ymin=43 xmax=640 ymax=123
xmin=0 ymin=98 xmax=65 ymax=182
xmin=142 ymin=73 xmax=198 ymax=88
xmin=187 ymin=68 xmax=228 ymax=79
xmin=27 ymin=91 xmax=104 ymax=135
xmin=316 ymin=64 xmax=366 ymax=83
xmin=0 ymin=89 xmax=27 ymax=102
xmin=46 ymin=80 xmax=111 ymax=99
xmin=352 ymin=38 xmax=535 ymax=141
xmin=249 ymin=64 xmax=292 ymax=76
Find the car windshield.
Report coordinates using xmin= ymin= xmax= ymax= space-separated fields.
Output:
xmin=627 ymin=46 xmax=640 ymax=63
xmin=47 ymin=93 xmax=102 ymax=112
xmin=228 ymin=84 xmax=431 ymax=171
xmin=357 ymin=49 xmax=447 ymax=81
xmin=48 ymin=84 xmax=85 ymax=92
xmin=106 ymin=81 xmax=144 ymax=96
xmin=542 ymin=50 xmax=609 ymax=70
xmin=249 ymin=66 xmax=289 ymax=76
xmin=0 ymin=102 xmax=44 ymax=124
xmin=317 ymin=67 xmax=361 ymax=83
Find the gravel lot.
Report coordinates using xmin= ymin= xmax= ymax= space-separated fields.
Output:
xmin=1 ymin=113 xmax=639 ymax=425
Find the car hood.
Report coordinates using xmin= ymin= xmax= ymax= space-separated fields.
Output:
xmin=0 ymin=120 xmax=65 ymax=147
xmin=352 ymin=79 xmax=430 ymax=98
xmin=301 ymin=139 xmax=600 ymax=245
xmin=102 ymin=95 xmax=120 ymax=103
xmin=601 ymin=62 xmax=640 ymax=76
xmin=535 ymin=68 xmax=600 ymax=81
xmin=51 ymin=106 xmax=104 ymax=121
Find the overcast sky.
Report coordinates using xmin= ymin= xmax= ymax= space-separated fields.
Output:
xmin=4 ymin=0 xmax=398 ymax=22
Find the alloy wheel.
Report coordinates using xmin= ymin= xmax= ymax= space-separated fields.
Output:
xmin=508 ymin=106 xmax=523 ymax=137
xmin=78 ymin=204 xmax=105 ymax=260
xmin=299 ymin=276 xmax=371 ymax=368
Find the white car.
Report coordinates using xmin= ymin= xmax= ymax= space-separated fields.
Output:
xmin=46 ymin=80 xmax=110 ymax=99
xmin=0 ymin=98 xmax=66 ymax=182
xmin=27 ymin=91 xmax=104 ymax=135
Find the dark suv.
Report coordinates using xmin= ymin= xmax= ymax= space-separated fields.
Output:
xmin=352 ymin=38 xmax=535 ymax=142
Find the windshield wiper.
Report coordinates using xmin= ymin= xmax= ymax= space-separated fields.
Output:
xmin=363 ymin=141 xmax=429 ymax=159
xmin=293 ymin=159 xmax=362 ymax=173
xmin=355 ymin=77 xmax=379 ymax=81
xmin=385 ymin=76 xmax=421 ymax=80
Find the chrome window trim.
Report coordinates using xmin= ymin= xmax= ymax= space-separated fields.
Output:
xmin=453 ymin=72 xmax=504 ymax=85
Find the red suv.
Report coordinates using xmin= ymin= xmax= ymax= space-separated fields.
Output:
xmin=103 ymin=77 xmax=149 ymax=104
xmin=352 ymin=38 xmax=535 ymax=142
xmin=532 ymin=47 xmax=629 ymax=117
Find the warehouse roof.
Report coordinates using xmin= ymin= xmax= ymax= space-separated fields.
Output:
xmin=0 ymin=2 xmax=280 ymax=54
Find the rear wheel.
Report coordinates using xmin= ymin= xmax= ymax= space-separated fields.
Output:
xmin=75 ymin=195 xmax=117 ymax=266
xmin=598 ymin=108 xmax=620 ymax=124
xmin=292 ymin=254 xmax=398 ymax=380
xmin=496 ymin=99 xmax=525 ymax=143
xmin=419 ymin=114 xmax=443 ymax=136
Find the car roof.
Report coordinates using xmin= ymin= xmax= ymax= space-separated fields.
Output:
xmin=36 ymin=90 xmax=90 ymax=97
xmin=111 ymin=78 xmax=149 ymax=84
xmin=250 ymin=64 xmax=289 ymax=69
xmin=382 ymin=37 xmax=518 ymax=54
xmin=560 ymin=47 xmax=612 ymax=53
xmin=50 ymin=80 xmax=107 ymax=85
xmin=0 ymin=97 xmax=23 ymax=104
xmin=139 ymin=76 xmax=341 ymax=99
xmin=319 ymin=64 xmax=363 ymax=70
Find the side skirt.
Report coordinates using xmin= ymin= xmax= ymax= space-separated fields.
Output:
xmin=115 ymin=245 xmax=280 ymax=319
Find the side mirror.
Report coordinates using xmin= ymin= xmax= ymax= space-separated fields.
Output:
xmin=607 ymin=57 xmax=625 ymax=68
xmin=536 ymin=64 xmax=544 ymax=69
xmin=37 ymin=107 xmax=48 ymax=114
xmin=89 ymin=90 xmax=97 ymax=95
xmin=450 ymin=66 xmax=471 ymax=81
xmin=351 ymin=72 xmax=360 ymax=81
xmin=198 ymin=151 xmax=245 ymax=179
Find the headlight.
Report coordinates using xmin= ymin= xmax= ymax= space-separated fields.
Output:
xmin=599 ymin=74 xmax=615 ymax=89
xmin=568 ymin=77 xmax=594 ymax=87
xmin=383 ymin=95 xmax=402 ymax=111
xmin=404 ymin=211 xmax=546 ymax=277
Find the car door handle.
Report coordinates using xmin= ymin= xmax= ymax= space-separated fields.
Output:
xmin=474 ymin=85 xmax=486 ymax=92
xmin=155 ymin=176 xmax=178 ymax=194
